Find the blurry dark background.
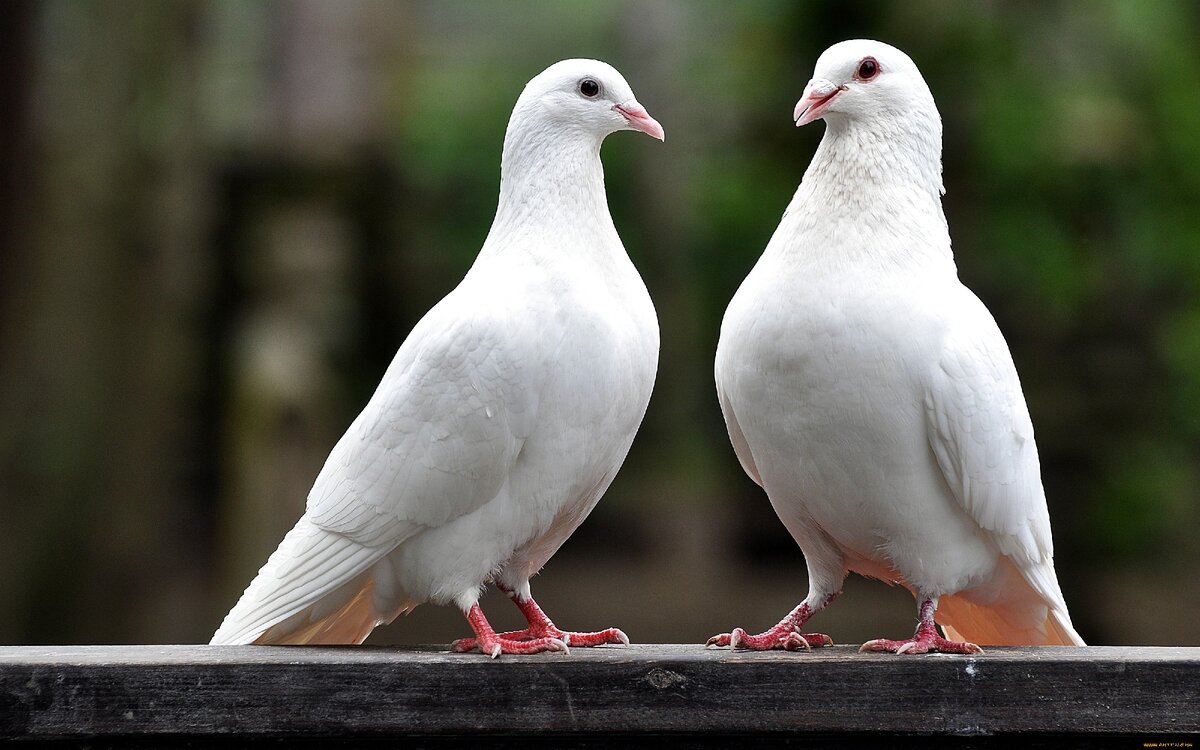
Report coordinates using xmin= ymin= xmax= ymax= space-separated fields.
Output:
xmin=1 ymin=0 xmax=1197 ymax=647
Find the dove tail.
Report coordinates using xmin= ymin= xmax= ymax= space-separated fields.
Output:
xmin=247 ymin=576 xmax=404 ymax=645
xmin=938 ymin=591 xmax=1085 ymax=646
xmin=210 ymin=516 xmax=405 ymax=645
xmin=1041 ymin=607 xmax=1087 ymax=647
xmin=935 ymin=554 xmax=1086 ymax=647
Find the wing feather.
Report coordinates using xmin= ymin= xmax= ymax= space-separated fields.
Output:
xmin=212 ymin=291 xmax=541 ymax=644
xmin=308 ymin=298 xmax=537 ymax=543
xmin=924 ymin=290 xmax=1079 ymax=641
xmin=925 ymin=294 xmax=1051 ymax=564
xmin=210 ymin=516 xmax=389 ymax=644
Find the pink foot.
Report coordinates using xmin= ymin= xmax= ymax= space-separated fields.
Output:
xmin=558 ymin=626 xmax=630 ymax=647
xmin=470 ymin=632 xmax=569 ymax=658
xmin=451 ymin=625 xmax=628 ymax=653
xmin=705 ymin=599 xmax=835 ymax=651
xmin=450 ymin=627 xmax=540 ymax=652
xmin=452 ymin=603 xmax=568 ymax=658
xmin=859 ymin=598 xmax=983 ymax=655
xmin=706 ymin=626 xmax=831 ymax=651
xmin=450 ymin=595 xmax=629 ymax=657
xmin=859 ymin=633 xmax=982 ymax=655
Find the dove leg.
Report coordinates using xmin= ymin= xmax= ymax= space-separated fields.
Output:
xmin=705 ymin=591 xmax=838 ymax=651
xmin=450 ymin=585 xmax=629 ymax=652
xmin=451 ymin=602 xmax=569 ymax=658
xmin=508 ymin=590 xmax=630 ymax=647
xmin=706 ymin=535 xmax=844 ymax=651
xmin=859 ymin=597 xmax=983 ymax=655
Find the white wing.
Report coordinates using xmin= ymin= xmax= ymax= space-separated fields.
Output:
xmin=307 ymin=299 xmax=538 ymax=542
xmin=923 ymin=289 xmax=1078 ymax=640
xmin=211 ymin=291 xmax=540 ymax=644
xmin=925 ymin=297 xmax=1050 ymax=563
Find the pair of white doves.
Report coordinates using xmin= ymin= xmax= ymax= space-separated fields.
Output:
xmin=211 ymin=40 xmax=1085 ymax=657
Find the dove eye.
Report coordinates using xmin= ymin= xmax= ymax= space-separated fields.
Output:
xmin=855 ymin=57 xmax=880 ymax=81
xmin=578 ymin=78 xmax=601 ymax=98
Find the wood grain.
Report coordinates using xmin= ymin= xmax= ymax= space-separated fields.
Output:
xmin=0 ymin=644 xmax=1196 ymax=744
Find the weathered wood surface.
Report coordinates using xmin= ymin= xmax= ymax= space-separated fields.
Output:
xmin=0 ymin=644 xmax=1196 ymax=745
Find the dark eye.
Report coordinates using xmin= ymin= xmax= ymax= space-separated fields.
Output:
xmin=579 ymin=78 xmax=600 ymax=98
xmin=855 ymin=57 xmax=879 ymax=81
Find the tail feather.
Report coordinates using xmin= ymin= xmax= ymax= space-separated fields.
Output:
xmin=253 ymin=576 xmax=409 ymax=645
xmin=939 ymin=592 xmax=1085 ymax=646
xmin=211 ymin=516 xmax=396 ymax=645
xmin=935 ymin=553 xmax=1085 ymax=647
xmin=1043 ymin=607 xmax=1086 ymax=647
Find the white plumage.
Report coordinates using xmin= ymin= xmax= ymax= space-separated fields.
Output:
xmin=710 ymin=40 xmax=1083 ymax=652
xmin=212 ymin=59 xmax=663 ymax=656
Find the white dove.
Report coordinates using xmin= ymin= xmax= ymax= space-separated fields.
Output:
xmin=707 ymin=40 xmax=1084 ymax=654
xmin=211 ymin=59 xmax=663 ymax=657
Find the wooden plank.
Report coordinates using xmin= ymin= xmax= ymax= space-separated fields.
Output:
xmin=0 ymin=645 xmax=1196 ymax=742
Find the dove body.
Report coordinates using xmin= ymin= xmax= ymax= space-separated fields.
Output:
xmin=713 ymin=40 xmax=1081 ymax=651
xmin=212 ymin=59 xmax=662 ymax=655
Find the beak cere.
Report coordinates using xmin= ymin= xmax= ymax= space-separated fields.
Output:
xmin=614 ymin=102 xmax=666 ymax=141
xmin=794 ymin=79 xmax=845 ymax=127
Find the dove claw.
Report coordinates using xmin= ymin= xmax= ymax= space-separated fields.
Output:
xmin=549 ymin=626 xmax=628 ymax=648
xmin=709 ymin=623 xmax=830 ymax=652
xmin=706 ymin=598 xmax=836 ymax=651
xmin=456 ymin=598 xmax=628 ymax=657
xmin=468 ymin=633 xmax=576 ymax=658
xmin=730 ymin=628 xmax=746 ymax=649
xmin=450 ymin=637 xmax=476 ymax=653
xmin=861 ymin=599 xmax=985 ymax=655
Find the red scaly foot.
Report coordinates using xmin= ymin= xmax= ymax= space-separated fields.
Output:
xmin=450 ymin=596 xmax=628 ymax=656
xmin=505 ymin=591 xmax=628 ymax=648
xmin=452 ymin=603 xmax=568 ymax=658
xmin=859 ymin=598 xmax=983 ymax=655
xmin=706 ymin=626 xmax=831 ymax=651
xmin=706 ymin=599 xmax=834 ymax=652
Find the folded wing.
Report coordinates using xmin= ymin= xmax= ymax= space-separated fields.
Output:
xmin=211 ymin=299 xmax=539 ymax=644
xmin=924 ymin=292 xmax=1083 ymax=645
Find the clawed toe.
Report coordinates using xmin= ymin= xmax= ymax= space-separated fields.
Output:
xmin=705 ymin=632 xmax=732 ymax=648
xmin=450 ymin=637 xmax=477 ymax=653
xmin=453 ymin=601 xmax=629 ymax=657
xmin=706 ymin=625 xmax=831 ymax=651
xmin=860 ymin=635 xmax=982 ymax=655
xmin=561 ymin=627 xmax=629 ymax=647
xmin=480 ymin=635 xmax=569 ymax=657
xmin=860 ymin=598 xmax=985 ymax=655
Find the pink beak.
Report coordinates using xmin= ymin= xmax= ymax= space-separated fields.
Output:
xmin=793 ymin=78 xmax=844 ymax=127
xmin=614 ymin=101 xmax=665 ymax=141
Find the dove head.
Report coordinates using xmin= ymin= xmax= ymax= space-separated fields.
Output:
xmin=794 ymin=40 xmax=944 ymax=197
xmin=794 ymin=40 xmax=937 ymax=129
xmin=509 ymin=59 xmax=664 ymax=144
xmin=494 ymin=59 xmax=662 ymax=228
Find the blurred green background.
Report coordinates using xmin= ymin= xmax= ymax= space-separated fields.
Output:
xmin=1 ymin=0 xmax=1197 ymax=647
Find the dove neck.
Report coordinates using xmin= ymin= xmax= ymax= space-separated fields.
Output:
xmin=809 ymin=113 xmax=945 ymax=201
xmin=494 ymin=124 xmax=611 ymax=230
xmin=781 ymin=113 xmax=954 ymax=272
